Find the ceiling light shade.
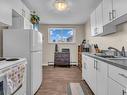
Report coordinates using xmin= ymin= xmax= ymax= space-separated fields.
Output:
xmin=54 ymin=0 xmax=68 ymax=11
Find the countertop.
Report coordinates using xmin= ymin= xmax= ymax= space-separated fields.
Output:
xmin=0 ymin=58 xmax=27 ymax=71
xmin=82 ymin=52 xmax=127 ymax=70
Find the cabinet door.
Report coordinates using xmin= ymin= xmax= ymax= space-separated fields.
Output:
xmin=103 ymin=0 xmax=113 ymax=26
xmin=82 ymin=55 xmax=85 ymax=80
xmin=96 ymin=2 xmax=103 ymax=34
xmin=108 ymin=78 xmax=127 ymax=95
xmin=87 ymin=56 xmax=96 ymax=94
xmin=24 ymin=18 xmax=32 ymax=29
xmin=96 ymin=60 xmax=108 ymax=95
xmin=21 ymin=3 xmax=30 ymax=20
xmin=90 ymin=11 xmax=97 ymax=36
xmin=11 ymin=0 xmax=23 ymax=16
xmin=31 ymin=51 xmax=42 ymax=94
xmin=0 ymin=0 xmax=12 ymax=26
xmin=113 ymin=0 xmax=127 ymax=20
xmin=82 ymin=55 xmax=89 ymax=82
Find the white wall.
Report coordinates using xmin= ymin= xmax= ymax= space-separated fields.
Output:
xmin=39 ymin=24 xmax=85 ymax=65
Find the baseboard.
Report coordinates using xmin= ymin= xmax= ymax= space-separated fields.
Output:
xmin=42 ymin=64 xmax=48 ymax=66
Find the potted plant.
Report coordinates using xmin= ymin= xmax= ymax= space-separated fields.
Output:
xmin=30 ymin=11 xmax=40 ymax=24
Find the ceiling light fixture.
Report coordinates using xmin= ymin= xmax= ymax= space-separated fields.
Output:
xmin=54 ymin=0 xmax=68 ymax=11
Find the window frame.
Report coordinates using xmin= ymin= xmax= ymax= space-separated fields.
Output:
xmin=48 ymin=27 xmax=76 ymax=44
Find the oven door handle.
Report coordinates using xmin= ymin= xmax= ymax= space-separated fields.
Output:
xmin=0 ymin=73 xmax=6 ymax=78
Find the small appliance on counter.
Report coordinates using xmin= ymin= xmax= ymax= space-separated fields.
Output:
xmin=82 ymin=39 xmax=91 ymax=52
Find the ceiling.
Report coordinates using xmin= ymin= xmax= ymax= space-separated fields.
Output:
xmin=22 ymin=0 xmax=102 ymax=24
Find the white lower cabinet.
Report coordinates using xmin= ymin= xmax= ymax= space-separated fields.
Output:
xmin=87 ymin=57 xmax=96 ymax=94
xmin=108 ymin=64 xmax=127 ymax=95
xmin=96 ymin=59 xmax=108 ymax=95
xmin=82 ymin=55 xmax=127 ymax=95
xmin=82 ymin=55 xmax=108 ymax=95
xmin=108 ymin=78 xmax=126 ymax=95
xmin=0 ymin=0 xmax=12 ymax=26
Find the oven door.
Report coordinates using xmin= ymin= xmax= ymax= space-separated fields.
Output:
xmin=0 ymin=73 xmax=6 ymax=95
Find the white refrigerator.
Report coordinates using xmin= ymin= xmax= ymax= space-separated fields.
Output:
xmin=3 ymin=29 xmax=43 ymax=95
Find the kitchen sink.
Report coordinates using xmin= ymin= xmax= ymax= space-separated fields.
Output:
xmin=94 ymin=53 xmax=127 ymax=60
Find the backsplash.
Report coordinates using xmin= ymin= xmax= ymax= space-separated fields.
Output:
xmin=84 ymin=19 xmax=127 ymax=51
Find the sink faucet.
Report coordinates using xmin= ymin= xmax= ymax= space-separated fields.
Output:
xmin=108 ymin=47 xmax=122 ymax=56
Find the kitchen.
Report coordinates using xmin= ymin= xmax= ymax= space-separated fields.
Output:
xmin=0 ymin=0 xmax=127 ymax=95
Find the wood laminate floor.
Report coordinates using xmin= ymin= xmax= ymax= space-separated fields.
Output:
xmin=35 ymin=66 xmax=93 ymax=95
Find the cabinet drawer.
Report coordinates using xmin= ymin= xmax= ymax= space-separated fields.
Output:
xmin=109 ymin=65 xmax=127 ymax=87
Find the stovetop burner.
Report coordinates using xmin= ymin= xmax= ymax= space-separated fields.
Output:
xmin=0 ymin=58 xmax=6 ymax=61
xmin=6 ymin=58 xmax=19 ymax=61
xmin=0 ymin=58 xmax=19 ymax=61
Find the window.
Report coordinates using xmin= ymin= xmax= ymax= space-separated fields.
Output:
xmin=48 ymin=28 xmax=76 ymax=43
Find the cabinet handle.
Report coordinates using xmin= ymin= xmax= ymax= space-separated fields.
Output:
xmin=94 ymin=60 xmax=98 ymax=70
xmin=112 ymin=10 xmax=116 ymax=19
xmin=94 ymin=28 xmax=97 ymax=35
xmin=122 ymin=90 xmax=127 ymax=95
xmin=119 ymin=73 xmax=127 ymax=79
xmin=22 ymin=9 xmax=25 ymax=17
xmin=84 ymin=63 xmax=86 ymax=69
xmin=94 ymin=60 xmax=96 ymax=69
xmin=109 ymin=12 xmax=112 ymax=21
xmin=95 ymin=60 xmax=98 ymax=70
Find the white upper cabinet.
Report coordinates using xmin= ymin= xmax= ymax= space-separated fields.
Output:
xmin=91 ymin=0 xmax=127 ymax=36
xmin=11 ymin=0 xmax=23 ymax=16
xmin=96 ymin=3 xmax=103 ymax=34
xmin=12 ymin=0 xmax=30 ymax=20
xmin=0 ymin=0 xmax=31 ymax=26
xmin=90 ymin=11 xmax=97 ymax=36
xmin=102 ymin=0 xmax=113 ymax=26
xmin=0 ymin=0 xmax=12 ymax=26
xmin=91 ymin=2 xmax=103 ymax=36
xmin=113 ymin=0 xmax=127 ymax=20
xmin=103 ymin=0 xmax=127 ymax=26
xmin=22 ymin=4 xmax=31 ymax=20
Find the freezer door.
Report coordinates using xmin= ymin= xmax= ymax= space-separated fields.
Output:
xmin=3 ymin=29 xmax=30 ymax=58
xmin=31 ymin=51 xmax=42 ymax=95
xmin=30 ymin=30 xmax=42 ymax=51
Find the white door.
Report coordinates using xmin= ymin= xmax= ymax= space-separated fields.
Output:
xmin=113 ymin=0 xmax=127 ymax=20
xmin=30 ymin=30 xmax=42 ymax=51
xmin=108 ymin=78 xmax=127 ymax=95
xmin=103 ymin=0 xmax=113 ymax=26
xmin=96 ymin=2 xmax=103 ymax=34
xmin=31 ymin=51 xmax=42 ymax=95
xmin=96 ymin=60 xmax=108 ymax=95
xmin=87 ymin=57 xmax=96 ymax=94
xmin=91 ymin=10 xmax=97 ymax=36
